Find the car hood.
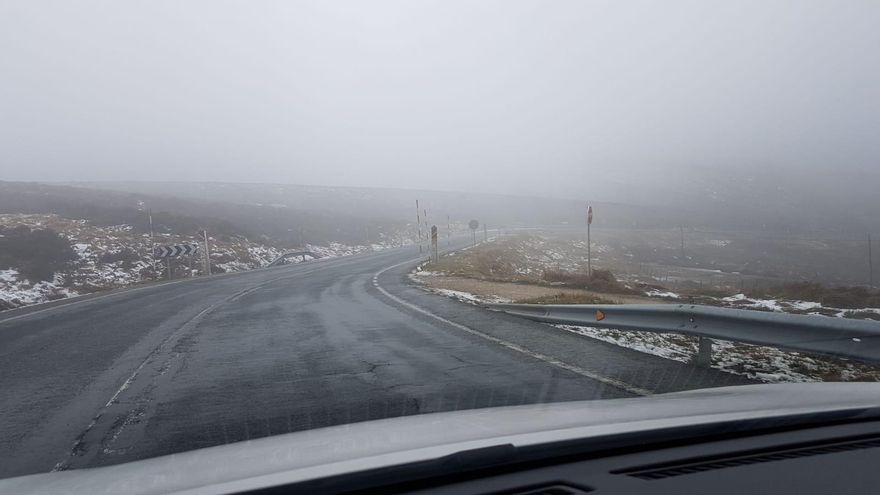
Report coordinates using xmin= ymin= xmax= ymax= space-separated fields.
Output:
xmin=4 ymin=383 xmax=880 ymax=495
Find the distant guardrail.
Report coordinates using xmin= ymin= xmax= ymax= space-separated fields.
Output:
xmin=268 ymin=251 xmax=322 ymax=267
xmin=486 ymin=303 xmax=880 ymax=364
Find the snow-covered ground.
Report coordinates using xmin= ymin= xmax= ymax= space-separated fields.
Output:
xmin=715 ymin=293 xmax=880 ymax=319
xmin=410 ymin=241 xmax=880 ymax=384
xmin=557 ymin=325 xmax=880 ymax=383
xmin=0 ymin=214 xmax=405 ymax=311
xmin=417 ymin=274 xmax=880 ymax=382
xmin=0 ymin=269 xmax=79 ymax=309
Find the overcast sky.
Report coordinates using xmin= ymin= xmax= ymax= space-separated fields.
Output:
xmin=1 ymin=0 xmax=878 ymax=199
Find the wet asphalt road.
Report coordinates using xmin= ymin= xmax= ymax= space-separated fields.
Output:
xmin=0 ymin=239 xmax=749 ymax=478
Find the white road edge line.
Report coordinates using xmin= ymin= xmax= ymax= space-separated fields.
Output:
xmin=372 ymin=258 xmax=652 ymax=397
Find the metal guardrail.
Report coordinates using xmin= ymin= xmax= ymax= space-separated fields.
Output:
xmin=267 ymin=251 xmax=322 ymax=267
xmin=486 ymin=303 xmax=880 ymax=364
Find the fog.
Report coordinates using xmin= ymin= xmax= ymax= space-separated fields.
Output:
xmin=1 ymin=0 xmax=878 ymax=203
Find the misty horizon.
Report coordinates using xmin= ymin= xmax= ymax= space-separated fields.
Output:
xmin=2 ymin=0 xmax=878 ymax=202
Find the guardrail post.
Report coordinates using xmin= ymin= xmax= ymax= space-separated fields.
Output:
xmin=695 ymin=337 xmax=713 ymax=368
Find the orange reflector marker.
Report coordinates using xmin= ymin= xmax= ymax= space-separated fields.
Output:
xmin=596 ymin=310 xmax=606 ymax=321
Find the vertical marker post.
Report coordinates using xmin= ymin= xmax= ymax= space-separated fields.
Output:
xmin=587 ymin=205 xmax=593 ymax=277
xmin=148 ymin=209 xmax=156 ymax=274
xmin=203 ymin=229 xmax=212 ymax=276
xmin=869 ymin=233 xmax=874 ymax=289
xmin=680 ymin=225 xmax=685 ymax=260
xmin=431 ymin=225 xmax=439 ymax=263
xmin=416 ymin=200 xmax=422 ymax=254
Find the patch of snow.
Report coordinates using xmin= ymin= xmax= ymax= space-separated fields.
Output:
xmin=790 ymin=300 xmax=822 ymax=311
xmin=554 ymin=324 xmax=880 ymax=384
xmin=0 ymin=271 xmax=79 ymax=310
xmin=427 ymin=288 xmax=482 ymax=304
xmin=558 ymin=325 xmax=694 ymax=362
xmin=0 ymin=269 xmax=18 ymax=283
xmin=720 ymin=293 xmax=823 ymax=313
xmin=216 ymin=261 xmax=252 ymax=273
xmin=415 ymin=281 xmax=512 ymax=305
xmin=748 ymin=299 xmax=784 ymax=312
xmin=646 ymin=289 xmax=680 ymax=299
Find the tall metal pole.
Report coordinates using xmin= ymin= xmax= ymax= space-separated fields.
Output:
xmin=680 ymin=225 xmax=685 ymax=260
xmin=148 ymin=209 xmax=156 ymax=274
xmin=447 ymin=215 xmax=450 ymax=248
xmin=203 ymin=229 xmax=212 ymax=276
xmin=587 ymin=205 xmax=593 ymax=277
xmin=869 ymin=233 xmax=874 ymax=288
xmin=416 ymin=200 xmax=422 ymax=254
xmin=587 ymin=222 xmax=593 ymax=277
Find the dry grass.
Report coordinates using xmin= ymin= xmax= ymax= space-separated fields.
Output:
xmin=426 ymin=236 xmax=647 ymax=302
xmin=516 ymin=292 xmax=613 ymax=305
xmin=541 ymin=268 xmax=638 ymax=295
xmin=427 ymin=238 xmax=537 ymax=282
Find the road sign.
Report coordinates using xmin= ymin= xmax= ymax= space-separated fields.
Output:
xmin=468 ymin=220 xmax=479 ymax=247
xmin=588 ymin=206 xmax=593 ymax=225
xmin=154 ymin=244 xmax=199 ymax=259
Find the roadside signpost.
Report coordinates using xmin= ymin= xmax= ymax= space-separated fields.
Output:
xmin=416 ymin=200 xmax=422 ymax=254
xmin=201 ymin=230 xmax=212 ymax=276
xmin=469 ymin=219 xmax=479 ymax=247
xmin=153 ymin=244 xmax=199 ymax=258
xmin=431 ymin=225 xmax=439 ymax=263
xmin=154 ymin=244 xmax=199 ymax=280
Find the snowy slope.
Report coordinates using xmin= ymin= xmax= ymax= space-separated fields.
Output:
xmin=0 ymin=214 xmax=404 ymax=311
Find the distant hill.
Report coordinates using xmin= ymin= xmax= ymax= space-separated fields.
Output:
xmin=0 ymin=181 xmax=404 ymax=247
xmin=3 ymin=179 xmax=874 ymax=244
xmin=63 ymin=181 xmax=694 ymax=231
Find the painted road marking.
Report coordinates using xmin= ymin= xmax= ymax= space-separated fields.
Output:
xmin=372 ymin=259 xmax=652 ymax=397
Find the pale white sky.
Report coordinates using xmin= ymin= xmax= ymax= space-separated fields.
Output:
xmin=1 ymin=0 xmax=878 ymax=199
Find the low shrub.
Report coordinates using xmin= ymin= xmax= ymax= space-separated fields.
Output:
xmin=0 ymin=226 xmax=77 ymax=282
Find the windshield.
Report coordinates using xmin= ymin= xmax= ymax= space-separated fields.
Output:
xmin=1 ymin=0 xmax=878 ymax=481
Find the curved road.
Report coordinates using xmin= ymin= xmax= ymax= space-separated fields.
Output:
xmin=0 ymin=240 xmax=748 ymax=478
